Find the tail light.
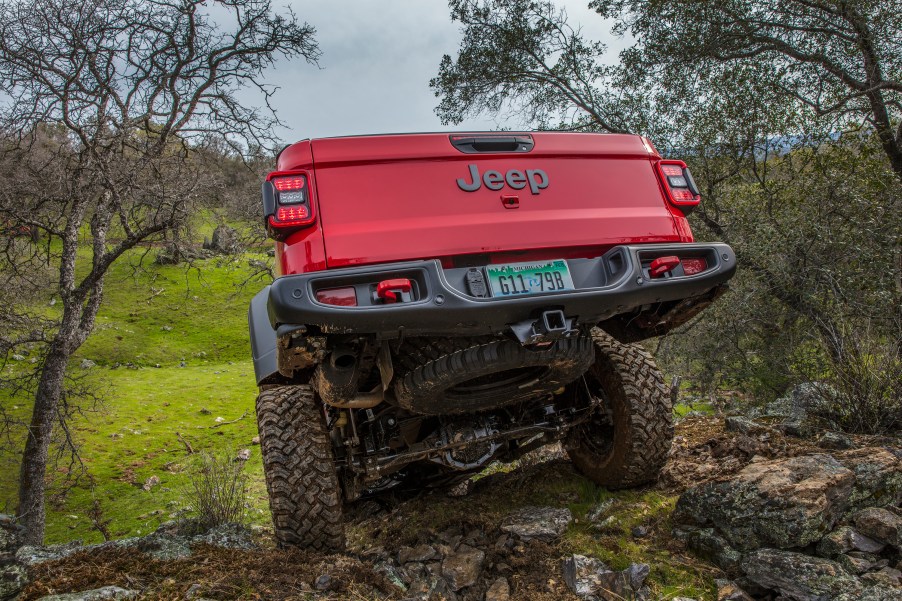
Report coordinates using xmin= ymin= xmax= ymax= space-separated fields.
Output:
xmin=263 ymin=171 xmax=316 ymax=238
xmin=681 ymin=257 xmax=708 ymax=275
xmin=315 ymin=287 xmax=358 ymax=307
xmin=656 ymin=160 xmax=701 ymax=212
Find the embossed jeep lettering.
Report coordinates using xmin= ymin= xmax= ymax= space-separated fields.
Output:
xmin=456 ymin=164 xmax=549 ymax=194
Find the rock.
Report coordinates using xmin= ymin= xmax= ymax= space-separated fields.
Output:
xmin=36 ymin=586 xmax=137 ymax=600
xmin=375 ymin=562 xmax=407 ymax=591
xmin=0 ymin=561 xmax=28 ymax=601
xmin=631 ymin=526 xmax=649 ymax=539
xmin=501 ymin=506 xmax=572 ymax=541
xmin=561 ymin=555 xmax=650 ymax=601
xmin=673 ymin=527 xmax=742 ymax=574
xmin=190 ymin=523 xmax=256 ymax=550
xmin=716 ymin=580 xmax=754 ymax=601
xmin=399 ymin=544 xmax=437 ymax=564
xmin=817 ymin=431 xmax=853 ymax=450
xmin=79 ymin=359 xmax=96 ymax=369
xmin=202 ymin=225 xmax=241 ymax=255
xmin=199 ymin=407 xmax=211 ymax=415
xmin=835 ymin=584 xmax=902 ymax=601
xmin=860 ymin=567 xmax=902 ymax=588
xmin=724 ymin=416 xmax=766 ymax=435
xmin=16 ymin=541 xmax=83 ymax=566
xmin=586 ymin=499 xmax=616 ymax=523
xmin=837 ymin=553 xmax=874 ymax=574
xmin=674 ymin=454 xmax=854 ymax=550
xmin=741 ymin=548 xmax=861 ymax=600
xmin=142 ymin=475 xmax=160 ymax=491
xmin=441 ymin=544 xmax=484 ymax=591
xmin=853 ymin=507 xmax=902 ymax=549
xmin=235 ymin=449 xmax=250 ymax=461
xmin=0 ymin=515 xmax=24 ymax=554
xmin=10 ymin=354 xmax=24 ymax=361
xmin=834 ymin=448 xmax=902 ymax=512
xmin=251 ymin=436 xmax=260 ymax=445
xmin=484 ymin=577 xmax=510 ymax=601
xmin=816 ymin=525 xmax=885 ymax=558
xmin=313 ymin=574 xmax=332 ymax=591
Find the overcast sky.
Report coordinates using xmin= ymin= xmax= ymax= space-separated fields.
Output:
xmin=262 ymin=1 xmax=625 ymax=142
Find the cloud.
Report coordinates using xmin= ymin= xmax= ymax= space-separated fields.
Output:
xmin=256 ymin=0 xmax=623 ymax=141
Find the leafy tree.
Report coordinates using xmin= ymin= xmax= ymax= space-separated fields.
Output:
xmin=433 ymin=0 xmax=901 ymax=427
xmin=0 ymin=0 xmax=319 ymax=544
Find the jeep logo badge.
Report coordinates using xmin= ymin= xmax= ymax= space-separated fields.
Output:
xmin=456 ymin=164 xmax=549 ymax=195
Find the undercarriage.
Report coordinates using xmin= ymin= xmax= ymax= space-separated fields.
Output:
xmin=332 ymin=375 xmax=603 ymax=500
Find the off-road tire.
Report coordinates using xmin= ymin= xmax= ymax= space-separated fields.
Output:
xmin=256 ymin=385 xmax=344 ymax=550
xmin=394 ymin=336 xmax=595 ymax=415
xmin=566 ymin=329 xmax=673 ymax=488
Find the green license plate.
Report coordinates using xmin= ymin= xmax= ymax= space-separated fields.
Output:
xmin=485 ymin=260 xmax=575 ymax=297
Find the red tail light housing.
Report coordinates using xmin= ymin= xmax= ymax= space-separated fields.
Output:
xmin=265 ymin=171 xmax=316 ymax=237
xmin=315 ymin=287 xmax=358 ymax=307
xmin=656 ymin=160 xmax=701 ymax=212
xmin=681 ymin=257 xmax=708 ymax=275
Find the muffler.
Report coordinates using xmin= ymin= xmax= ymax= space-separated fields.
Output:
xmin=314 ymin=347 xmax=383 ymax=409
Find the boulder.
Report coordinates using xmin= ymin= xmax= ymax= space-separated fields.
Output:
xmin=833 ymin=448 xmax=902 ymax=512
xmin=741 ymin=548 xmax=862 ymax=600
xmin=441 ymin=544 xmax=484 ymax=591
xmin=561 ymin=554 xmax=649 ymax=601
xmin=816 ymin=525 xmax=885 ymax=558
xmin=672 ymin=527 xmax=742 ymax=574
xmin=675 ymin=454 xmax=854 ymax=550
xmin=203 ymin=225 xmax=241 ymax=255
xmin=852 ymin=507 xmax=902 ymax=549
xmin=0 ymin=560 xmax=28 ymax=601
xmin=35 ymin=587 xmax=137 ymax=601
xmin=716 ymin=579 xmax=754 ymax=601
xmin=817 ymin=431 xmax=853 ymax=450
xmin=398 ymin=544 xmax=437 ymax=564
xmin=0 ymin=516 xmax=24 ymax=554
xmin=724 ymin=416 xmax=767 ymax=435
xmin=501 ymin=506 xmax=572 ymax=541
xmin=485 ymin=577 xmax=510 ymax=601
xmin=190 ymin=523 xmax=256 ymax=551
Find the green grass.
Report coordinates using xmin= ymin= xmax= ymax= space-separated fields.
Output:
xmin=1 ymin=248 xmax=273 ymax=543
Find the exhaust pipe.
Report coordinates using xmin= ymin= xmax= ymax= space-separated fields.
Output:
xmin=315 ymin=347 xmax=383 ymax=409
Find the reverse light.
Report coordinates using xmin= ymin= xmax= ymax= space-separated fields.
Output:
xmin=315 ymin=287 xmax=357 ymax=307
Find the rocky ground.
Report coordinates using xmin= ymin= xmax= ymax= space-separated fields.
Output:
xmin=2 ymin=387 xmax=900 ymax=601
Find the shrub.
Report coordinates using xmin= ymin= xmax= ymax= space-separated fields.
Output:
xmin=186 ymin=451 xmax=248 ymax=532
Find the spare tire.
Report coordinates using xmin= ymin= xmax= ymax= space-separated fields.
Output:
xmin=394 ymin=336 xmax=594 ymax=415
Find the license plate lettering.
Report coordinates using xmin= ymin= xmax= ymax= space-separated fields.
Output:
xmin=486 ymin=260 xmax=574 ymax=297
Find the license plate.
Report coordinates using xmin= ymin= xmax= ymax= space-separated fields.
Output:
xmin=486 ymin=260 xmax=574 ymax=297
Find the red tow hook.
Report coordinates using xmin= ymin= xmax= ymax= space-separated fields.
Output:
xmin=649 ymin=256 xmax=680 ymax=278
xmin=376 ymin=278 xmax=412 ymax=303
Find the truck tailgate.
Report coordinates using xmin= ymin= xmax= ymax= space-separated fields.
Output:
xmin=304 ymin=133 xmax=681 ymax=268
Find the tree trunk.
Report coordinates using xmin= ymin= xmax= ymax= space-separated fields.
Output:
xmin=17 ymin=344 xmax=70 ymax=545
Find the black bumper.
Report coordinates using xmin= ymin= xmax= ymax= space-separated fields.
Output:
xmin=265 ymin=243 xmax=736 ymax=338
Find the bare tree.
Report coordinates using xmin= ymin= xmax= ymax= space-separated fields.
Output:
xmin=0 ymin=0 xmax=319 ymax=544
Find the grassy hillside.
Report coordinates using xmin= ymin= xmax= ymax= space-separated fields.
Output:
xmin=1 ymin=248 xmax=271 ymax=543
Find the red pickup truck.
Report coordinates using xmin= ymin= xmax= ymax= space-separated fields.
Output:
xmin=248 ymin=132 xmax=735 ymax=550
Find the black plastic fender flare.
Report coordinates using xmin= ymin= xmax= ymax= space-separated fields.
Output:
xmin=249 ymin=285 xmax=279 ymax=385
